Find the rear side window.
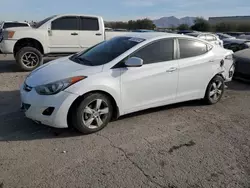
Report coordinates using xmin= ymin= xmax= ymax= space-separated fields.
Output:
xmin=179 ymin=39 xmax=208 ymax=58
xmin=80 ymin=17 xmax=99 ymax=31
xmin=3 ymin=22 xmax=29 ymax=29
xmin=51 ymin=16 xmax=78 ymax=30
xmin=132 ymin=39 xmax=174 ymax=64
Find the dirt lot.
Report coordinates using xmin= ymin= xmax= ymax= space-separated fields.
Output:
xmin=0 ymin=55 xmax=250 ymax=188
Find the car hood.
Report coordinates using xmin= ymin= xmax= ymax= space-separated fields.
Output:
xmin=234 ymin=48 xmax=250 ymax=60
xmin=25 ymin=56 xmax=103 ymax=87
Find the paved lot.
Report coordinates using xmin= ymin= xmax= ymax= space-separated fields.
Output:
xmin=0 ymin=55 xmax=250 ymax=188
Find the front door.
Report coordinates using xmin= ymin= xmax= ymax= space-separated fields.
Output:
xmin=120 ymin=38 xmax=179 ymax=113
xmin=49 ymin=16 xmax=80 ymax=53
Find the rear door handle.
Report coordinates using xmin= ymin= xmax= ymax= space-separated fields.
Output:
xmin=209 ymin=60 xmax=215 ymax=62
xmin=166 ymin=67 xmax=178 ymax=73
xmin=71 ymin=32 xmax=78 ymax=36
xmin=96 ymin=33 xmax=102 ymax=36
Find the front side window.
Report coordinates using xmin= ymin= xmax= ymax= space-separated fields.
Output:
xmin=70 ymin=36 xmax=145 ymax=66
xmin=132 ymin=39 xmax=174 ymax=64
xmin=51 ymin=16 xmax=78 ymax=30
xmin=80 ymin=17 xmax=99 ymax=31
xmin=179 ymin=39 xmax=208 ymax=58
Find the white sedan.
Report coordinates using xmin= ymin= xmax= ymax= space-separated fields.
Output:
xmin=20 ymin=33 xmax=235 ymax=134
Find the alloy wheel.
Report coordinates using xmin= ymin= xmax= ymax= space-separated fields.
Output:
xmin=21 ymin=52 xmax=39 ymax=68
xmin=82 ymin=99 xmax=109 ymax=129
xmin=209 ymin=80 xmax=223 ymax=102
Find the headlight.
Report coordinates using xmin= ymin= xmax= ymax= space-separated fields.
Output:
xmin=35 ymin=76 xmax=86 ymax=95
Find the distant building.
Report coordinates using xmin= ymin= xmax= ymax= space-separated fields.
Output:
xmin=209 ymin=16 xmax=250 ymax=25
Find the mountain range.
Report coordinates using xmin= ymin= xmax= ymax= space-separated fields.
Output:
xmin=153 ymin=16 xmax=196 ymax=28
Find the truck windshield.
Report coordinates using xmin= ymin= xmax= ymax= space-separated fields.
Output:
xmin=33 ymin=15 xmax=56 ymax=28
xmin=70 ymin=36 xmax=145 ymax=66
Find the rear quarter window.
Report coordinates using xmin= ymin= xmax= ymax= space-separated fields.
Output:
xmin=178 ymin=39 xmax=208 ymax=58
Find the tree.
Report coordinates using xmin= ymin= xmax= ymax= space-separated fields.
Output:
xmin=105 ymin=18 xmax=155 ymax=30
xmin=177 ymin=24 xmax=189 ymax=30
xmin=191 ymin=17 xmax=210 ymax=31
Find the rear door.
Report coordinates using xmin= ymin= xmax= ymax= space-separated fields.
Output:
xmin=49 ymin=16 xmax=80 ymax=53
xmin=79 ymin=16 xmax=104 ymax=50
xmin=176 ymin=38 xmax=215 ymax=102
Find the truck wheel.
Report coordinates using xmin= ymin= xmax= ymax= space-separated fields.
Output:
xmin=16 ymin=47 xmax=43 ymax=71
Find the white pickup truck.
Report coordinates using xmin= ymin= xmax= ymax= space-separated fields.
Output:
xmin=0 ymin=14 xmax=129 ymax=71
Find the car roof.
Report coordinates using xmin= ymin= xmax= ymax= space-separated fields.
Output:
xmin=122 ymin=32 xmax=197 ymax=40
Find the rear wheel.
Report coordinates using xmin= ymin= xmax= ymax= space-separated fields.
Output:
xmin=73 ymin=93 xmax=113 ymax=134
xmin=16 ymin=47 xmax=43 ymax=71
xmin=204 ymin=75 xmax=225 ymax=104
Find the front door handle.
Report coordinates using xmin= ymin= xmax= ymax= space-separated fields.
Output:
xmin=96 ymin=33 xmax=102 ymax=36
xmin=166 ymin=67 xmax=178 ymax=73
xmin=71 ymin=32 xmax=78 ymax=36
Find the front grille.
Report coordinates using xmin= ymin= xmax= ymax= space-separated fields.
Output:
xmin=23 ymin=83 xmax=32 ymax=92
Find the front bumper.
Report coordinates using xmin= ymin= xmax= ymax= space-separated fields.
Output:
xmin=0 ymin=39 xmax=16 ymax=54
xmin=20 ymin=83 xmax=79 ymax=128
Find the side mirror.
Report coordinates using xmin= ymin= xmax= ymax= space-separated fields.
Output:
xmin=125 ymin=57 xmax=143 ymax=67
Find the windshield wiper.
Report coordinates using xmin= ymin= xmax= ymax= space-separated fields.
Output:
xmin=74 ymin=56 xmax=93 ymax=65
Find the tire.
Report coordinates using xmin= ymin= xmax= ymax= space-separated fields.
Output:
xmin=73 ymin=93 xmax=113 ymax=134
xmin=204 ymin=75 xmax=225 ymax=105
xmin=16 ymin=47 xmax=43 ymax=71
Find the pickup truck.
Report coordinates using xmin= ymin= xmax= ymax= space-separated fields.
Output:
xmin=0 ymin=14 xmax=129 ymax=71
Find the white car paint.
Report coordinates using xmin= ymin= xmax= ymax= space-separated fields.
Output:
xmin=20 ymin=33 xmax=234 ymax=129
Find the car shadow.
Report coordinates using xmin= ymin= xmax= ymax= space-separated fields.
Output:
xmin=1 ymin=81 xmax=249 ymax=142
xmin=0 ymin=89 xmax=205 ymax=142
xmin=0 ymin=55 xmax=56 ymax=73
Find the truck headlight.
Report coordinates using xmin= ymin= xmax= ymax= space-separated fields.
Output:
xmin=35 ymin=76 xmax=86 ymax=95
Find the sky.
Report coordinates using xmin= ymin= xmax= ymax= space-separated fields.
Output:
xmin=1 ymin=0 xmax=250 ymax=22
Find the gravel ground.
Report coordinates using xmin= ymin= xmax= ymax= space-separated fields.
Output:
xmin=0 ymin=55 xmax=250 ymax=188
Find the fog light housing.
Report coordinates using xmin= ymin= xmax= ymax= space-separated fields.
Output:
xmin=42 ymin=107 xmax=55 ymax=116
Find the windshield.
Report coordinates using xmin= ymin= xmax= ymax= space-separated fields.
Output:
xmin=70 ymin=36 xmax=145 ymax=66
xmin=33 ymin=15 xmax=56 ymax=28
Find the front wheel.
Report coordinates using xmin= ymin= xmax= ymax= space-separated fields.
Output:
xmin=16 ymin=47 xmax=43 ymax=71
xmin=204 ymin=75 xmax=225 ymax=105
xmin=73 ymin=93 xmax=113 ymax=134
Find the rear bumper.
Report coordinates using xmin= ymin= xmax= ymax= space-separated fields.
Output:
xmin=0 ymin=39 xmax=16 ymax=54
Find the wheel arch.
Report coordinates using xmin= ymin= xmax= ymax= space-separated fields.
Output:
xmin=67 ymin=90 xmax=120 ymax=128
xmin=14 ymin=38 xmax=44 ymax=57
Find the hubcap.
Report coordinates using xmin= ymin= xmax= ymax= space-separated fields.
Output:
xmin=21 ymin=52 xmax=39 ymax=68
xmin=209 ymin=80 xmax=223 ymax=101
xmin=82 ymin=99 xmax=109 ymax=129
